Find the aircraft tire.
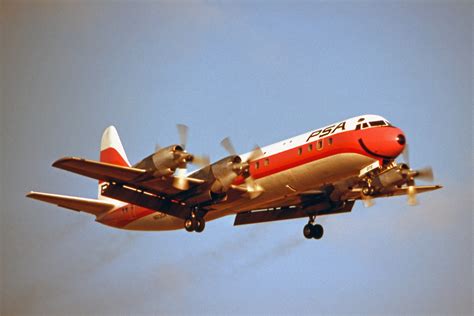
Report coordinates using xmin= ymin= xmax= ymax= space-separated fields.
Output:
xmin=195 ymin=218 xmax=205 ymax=233
xmin=312 ymin=224 xmax=324 ymax=239
xmin=303 ymin=224 xmax=313 ymax=239
xmin=184 ymin=218 xmax=196 ymax=232
xmin=362 ymin=186 xmax=375 ymax=196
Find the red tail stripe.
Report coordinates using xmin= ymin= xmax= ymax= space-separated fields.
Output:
xmin=100 ymin=147 xmax=129 ymax=167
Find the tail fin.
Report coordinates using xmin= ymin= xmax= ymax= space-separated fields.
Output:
xmin=100 ymin=126 xmax=130 ymax=167
xmin=99 ymin=126 xmax=130 ymax=202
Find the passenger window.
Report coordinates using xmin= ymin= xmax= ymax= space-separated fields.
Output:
xmin=317 ymin=140 xmax=323 ymax=150
xmin=308 ymin=144 xmax=313 ymax=152
xmin=255 ymin=161 xmax=260 ymax=169
xmin=264 ymin=158 xmax=269 ymax=166
xmin=298 ymin=147 xmax=302 ymax=155
xmin=328 ymin=138 xmax=333 ymax=145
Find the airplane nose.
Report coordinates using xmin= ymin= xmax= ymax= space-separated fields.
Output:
xmin=358 ymin=127 xmax=406 ymax=159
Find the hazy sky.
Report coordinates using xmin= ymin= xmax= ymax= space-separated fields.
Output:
xmin=1 ymin=1 xmax=472 ymax=315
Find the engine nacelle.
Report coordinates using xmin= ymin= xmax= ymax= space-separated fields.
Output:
xmin=134 ymin=145 xmax=188 ymax=177
xmin=209 ymin=155 xmax=242 ymax=194
xmin=372 ymin=163 xmax=409 ymax=188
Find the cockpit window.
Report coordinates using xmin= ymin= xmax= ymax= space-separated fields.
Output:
xmin=369 ymin=120 xmax=387 ymax=127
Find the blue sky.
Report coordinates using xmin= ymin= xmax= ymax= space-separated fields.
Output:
xmin=1 ymin=2 xmax=472 ymax=315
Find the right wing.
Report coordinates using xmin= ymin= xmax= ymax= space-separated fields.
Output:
xmin=26 ymin=191 xmax=116 ymax=217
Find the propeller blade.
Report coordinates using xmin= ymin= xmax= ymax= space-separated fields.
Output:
xmin=402 ymin=144 xmax=409 ymax=164
xmin=191 ymin=154 xmax=210 ymax=167
xmin=407 ymin=185 xmax=418 ymax=206
xmin=173 ymin=168 xmax=189 ymax=190
xmin=177 ymin=124 xmax=188 ymax=149
xmin=362 ymin=195 xmax=375 ymax=208
xmin=416 ymin=166 xmax=434 ymax=182
xmin=246 ymin=146 xmax=264 ymax=162
xmin=244 ymin=177 xmax=264 ymax=199
xmin=220 ymin=137 xmax=237 ymax=156
xmin=155 ymin=143 xmax=161 ymax=153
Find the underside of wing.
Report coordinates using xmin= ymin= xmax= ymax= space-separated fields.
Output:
xmin=342 ymin=185 xmax=443 ymax=200
xmin=53 ymin=157 xmax=204 ymax=196
xmin=26 ymin=191 xmax=116 ymax=217
xmin=234 ymin=189 xmax=355 ymax=226
xmin=53 ymin=157 xmax=146 ymax=183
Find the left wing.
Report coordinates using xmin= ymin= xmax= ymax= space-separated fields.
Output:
xmin=341 ymin=185 xmax=442 ymax=200
xmin=234 ymin=191 xmax=354 ymax=226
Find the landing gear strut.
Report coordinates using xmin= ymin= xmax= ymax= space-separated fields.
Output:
xmin=184 ymin=210 xmax=206 ymax=233
xmin=303 ymin=216 xmax=324 ymax=240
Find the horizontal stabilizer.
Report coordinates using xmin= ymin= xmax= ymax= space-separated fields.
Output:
xmin=26 ymin=191 xmax=116 ymax=216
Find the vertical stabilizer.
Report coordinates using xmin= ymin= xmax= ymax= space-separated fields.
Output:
xmin=99 ymin=126 xmax=130 ymax=203
xmin=100 ymin=126 xmax=130 ymax=167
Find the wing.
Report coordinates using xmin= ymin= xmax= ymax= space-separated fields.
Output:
xmin=234 ymin=191 xmax=355 ymax=226
xmin=26 ymin=191 xmax=116 ymax=217
xmin=53 ymin=157 xmax=205 ymax=220
xmin=53 ymin=157 xmax=203 ymax=196
xmin=53 ymin=157 xmax=146 ymax=182
xmin=341 ymin=185 xmax=443 ymax=200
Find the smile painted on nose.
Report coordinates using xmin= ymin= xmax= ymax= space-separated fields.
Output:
xmin=358 ymin=127 xmax=406 ymax=159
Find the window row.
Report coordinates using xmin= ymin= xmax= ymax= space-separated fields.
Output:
xmin=297 ymin=137 xmax=333 ymax=156
xmin=254 ymin=137 xmax=334 ymax=169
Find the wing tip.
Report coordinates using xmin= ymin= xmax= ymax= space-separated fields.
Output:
xmin=26 ymin=191 xmax=37 ymax=198
xmin=52 ymin=156 xmax=82 ymax=168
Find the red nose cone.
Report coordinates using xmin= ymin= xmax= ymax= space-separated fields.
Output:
xmin=359 ymin=127 xmax=406 ymax=159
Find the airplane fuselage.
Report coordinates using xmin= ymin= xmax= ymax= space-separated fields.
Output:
xmin=96 ymin=114 xmax=405 ymax=230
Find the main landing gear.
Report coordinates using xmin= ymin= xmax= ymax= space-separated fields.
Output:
xmin=184 ymin=211 xmax=205 ymax=233
xmin=303 ymin=216 xmax=324 ymax=240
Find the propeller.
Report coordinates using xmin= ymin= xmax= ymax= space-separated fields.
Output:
xmin=407 ymin=183 xmax=418 ymax=206
xmin=404 ymin=166 xmax=434 ymax=206
xmin=402 ymin=143 xmax=409 ymax=165
xmin=171 ymin=124 xmax=209 ymax=190
xmin=177 ymin=124 xmax=188 ymax=149
xmin=220 ymin=137 xmax=264 ymax=199
xmin=399 ymin=141 xmax=435 ymax=206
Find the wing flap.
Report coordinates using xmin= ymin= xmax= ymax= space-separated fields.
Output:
xmin=26 ymin=191 xmax=116 ymax=216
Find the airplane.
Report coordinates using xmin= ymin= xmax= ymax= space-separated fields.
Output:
xmin=27 ymin=114 xmax=442 ymax=240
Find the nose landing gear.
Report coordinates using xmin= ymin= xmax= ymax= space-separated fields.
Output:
xmin=303 ymin=216 xmax=324 ymax=240
xmin=184 ymin=210 xmax=206 ymax=233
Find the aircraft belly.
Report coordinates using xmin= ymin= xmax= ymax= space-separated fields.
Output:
xmin=209 ymin=153 xmax=375 ymax=214
xmin=116 ymin=153 xmax=376 ymax=231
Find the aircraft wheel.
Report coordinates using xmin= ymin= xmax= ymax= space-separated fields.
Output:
xmin=362 ymin=186 xmax=375 ymax=196
xmin=195 ymin=218 xmax=205 ymax=233
xmin=303 ymin=224 xmax=313 ymax=239
xmin=311 ymin=224 xmax=324 ymax=240
xmin=184 ymin=218 xmax=196 ymax=232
